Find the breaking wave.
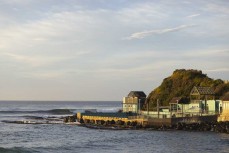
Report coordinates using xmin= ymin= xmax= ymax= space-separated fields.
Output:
xmin=0 ymin=109 xmax=74 ymax=115
xmin=0 ymin=108 xmax=118 ymax=115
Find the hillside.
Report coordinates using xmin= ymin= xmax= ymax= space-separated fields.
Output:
xmin=145 ymin=69 xmax=229 ymax=109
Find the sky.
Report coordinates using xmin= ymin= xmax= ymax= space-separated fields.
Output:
xmin=0 ymin=0 xmax=228 ymax=101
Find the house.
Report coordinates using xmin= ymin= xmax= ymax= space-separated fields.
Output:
xmin=190 ymin=86 xmax=215 ymax=101
xmin=189 ymin=86 xmax=216 ymax=113
xmin=122 ymin=91 xmax=146 ymax=113
xmin=218 ymin=92 xmax=229 ymax=121
xmin=168 ymin=87 xmax=221 ymax=116
xmin=169 ymin=97 xmax=189 ymax=112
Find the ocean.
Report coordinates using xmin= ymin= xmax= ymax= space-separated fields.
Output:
xmin=0 ymin=101 xmax=228 ymax=153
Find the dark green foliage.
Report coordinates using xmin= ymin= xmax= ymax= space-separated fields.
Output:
xmin=146 ymin=69 xmax=229 ymax=109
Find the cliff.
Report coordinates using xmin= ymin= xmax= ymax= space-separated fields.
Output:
xmin=146 ymin=69 xmax=229 ymax=109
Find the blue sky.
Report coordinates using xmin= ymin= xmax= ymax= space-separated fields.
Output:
xmin=0 ymin=0 xmax=228 ymax=101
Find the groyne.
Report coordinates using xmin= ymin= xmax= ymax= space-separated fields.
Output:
xmin=146 ymin=121 xmax=229 ymax=133
xmin=70 ymin=112 xmax=229 ymax=134
xmin=77 ymin=120 xmax=229 ymax=134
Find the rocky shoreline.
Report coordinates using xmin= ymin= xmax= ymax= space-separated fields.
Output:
xmin=63 ymin=114 xmax=229 ymax=134
xmin=75 ymin=120 xmax=229 ymax=134
xmin=3 ymin=114 xmax=229 ymax=134
xmin=147 ymin=121 xmax=229 ymax=133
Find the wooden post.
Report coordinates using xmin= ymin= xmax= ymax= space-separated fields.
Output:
xmin=176 ymin=100 xmax=178 ymax=114
xmin=182 ymin=104 xmax=184 ymax=117
xmin=170 ymin=103 xmax=172 ymax=118
xmin=205 ymin=95 xmax=207 ymax=114
xmin=157 ymin=99 xmax=159 ymax=118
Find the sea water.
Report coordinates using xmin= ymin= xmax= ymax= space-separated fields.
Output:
xmin=0 ymin=101 xmax=228 ymax=153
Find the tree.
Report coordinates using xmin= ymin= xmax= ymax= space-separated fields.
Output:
xmin=146 ymin=69 xmax=229 ymax=109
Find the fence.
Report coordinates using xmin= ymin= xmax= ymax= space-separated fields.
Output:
xmin=140 ymin=111 xmax=219 ymax=119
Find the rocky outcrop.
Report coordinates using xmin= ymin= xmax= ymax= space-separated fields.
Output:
xmin=145 ymin=121 xmax=229 ymax=134
xmin=63 ymin=115 xmax=77 ymax=123
xmin=146 ymin=69 xmax=229 ymax=108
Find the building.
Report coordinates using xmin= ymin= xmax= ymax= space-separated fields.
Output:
xmin=190 ymin=86 xmax=215 ymax=113
xmin=169 ymin=97 xmax=189 ymax=112
xmin=122 ymin=91 xmax=146 ymax=113
xmin=218 ymin=92 xmax=229 ymax=121
xmin=190 ymin=86 xmax=215 ymax=101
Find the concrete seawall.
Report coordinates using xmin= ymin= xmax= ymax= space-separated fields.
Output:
xmin=77 ymin=112 xmax=218 ymax=127
xmin=74 ymin=112 xmax=228 ymax=133
xmin=146 ymin=115 xmax=218 ymax=127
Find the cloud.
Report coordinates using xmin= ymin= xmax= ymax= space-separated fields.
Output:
xmin=2 ymin=52 xmax=82 ymax=67
xmin=184 ymin=49 xmax=229 ymax=57
xmin=186 ymin=14 xmax=200 ymax=18
xmin=0 ymin=1 xmax=228 ymax=100
xmin=205 ymin=68 xmax=229 ymax=72
xmin=125 ymin=24 xmax=196 ymax=40
xmin=205 ymin=3 xmax=229 ymax=14
xmin=0 ymin=0 xmax=31 ymax=5
xmin=25 ymin=71 xmax=67 ymax=79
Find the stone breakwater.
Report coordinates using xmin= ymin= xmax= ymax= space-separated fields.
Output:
xmin=148 ymin=121 xmax=229 ymax=134
xmin=79 ymin=120 xmax=229 ymax=134
xmin=81 ymin=121 xmax=229 ymax=134
xmin=63 ymin=115 xmax=76 ymax=123
xmin=64 ymin=114 xmax=229 ymax=134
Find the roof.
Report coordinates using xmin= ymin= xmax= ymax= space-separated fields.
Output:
xmin=169 ymin=97 xmax=189 ymax=104
xmin=128 ymin=91 xmax=146 ymax=98
xmin=190 ymin=86 xmax=215 ymax=96
xmin=222 ymin=92 xmax=229 ymax=101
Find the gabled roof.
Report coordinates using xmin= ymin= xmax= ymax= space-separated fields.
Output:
xmin=222 ymin=92 xmax=229 ymax=101
xmin=190 ymin=86 xmax=215 ymax=96
xmin=128 ymin=91 xmax=146 ymax=98
xmin=169 ymin=97 xmax=189 ymax=104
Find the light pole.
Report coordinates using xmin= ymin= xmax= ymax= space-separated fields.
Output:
xmin=157 ymin=99 xmax=160 ymax=118
xmin=138 ymin=98 xmax=141 ymax=116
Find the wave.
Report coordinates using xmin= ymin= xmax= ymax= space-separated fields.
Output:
xmin=46 ymin=109 xmax=73 ymax=114
xmin=0 ymin=109 xmax=74 ymax=115
xmin=2 ymin=120 xmax=63 ymax=124
xmin=23 ymin=115 xmax=44 ymax=120
xmin=0 ymin=108 xmax=120 ymax=117
xmin=0 ymin=147 xmax=34 ymax=153
xmin=22 ymin=116 xmax=63 ymax=120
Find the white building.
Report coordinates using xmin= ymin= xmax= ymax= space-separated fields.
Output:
xmin=218 ymin=92 xmax=229 ymax=121
xmin=122 ymin=91 xmax=146 ymax=113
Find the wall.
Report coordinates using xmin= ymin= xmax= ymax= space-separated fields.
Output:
xmin=218 ymin=100 xmax=229 ymax=121
xmin=171 ymin=115 xmax=218 ymax=125
xmin=122 ymin=96 xmax=139 ymax=113
xmin=147 ymin=115 xmax=218 ymax=127
xmin=147 ymin=118 xmax=172 ymax=126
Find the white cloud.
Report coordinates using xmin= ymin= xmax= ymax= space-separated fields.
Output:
xmin=205 ymin=68 xmax=229 ymax=72
xmin=205 ymin=3 xmax=229 ymax=14
xmin=187 ymin=14 xmax=200 ymax=18
xmin=2 ymin=52 xmax=87 ymax=67
xmin=1 ymin=0 xmax=31 ymax=5
xmin=117 ymin=2 xmax=168 ymax=24
xmin=0 ymin=1 xmax=228 ymax=100
xmin=125 ymin=24 xmax=196 ymax=40
xmin=184 ymin=49 xmax=229 ymax=57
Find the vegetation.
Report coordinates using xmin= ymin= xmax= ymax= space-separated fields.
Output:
xmin=145 ymin=69 xmax=229 ymax=109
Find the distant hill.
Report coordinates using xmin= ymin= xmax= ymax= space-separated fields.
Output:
xmin=145 ymin=69 xmax=229 ymax=109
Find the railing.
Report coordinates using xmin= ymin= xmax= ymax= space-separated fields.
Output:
xmin=136 ymin=111 xmax=219 ymax=119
